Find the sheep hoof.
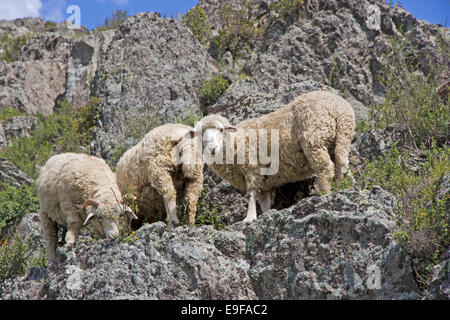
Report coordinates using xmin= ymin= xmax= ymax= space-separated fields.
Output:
xmin=242 ymin=217 xmax=257 ymax=223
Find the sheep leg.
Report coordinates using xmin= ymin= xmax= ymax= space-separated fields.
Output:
xmin=40 ymin=211 xmax=58 ymax=263
xmin=150 ymin=173 xmax=179 ymax=228
xmin=302 ymin=144 xmax=334 ymax=193
xmin=66 ymin=222 xmax=81 ymax=244
xmin=243 ymin=190 xmax=258 ymax=223
xmin=257 ymin=191 xmax=272 ymax=213
xmin=334 ymin=133 xmax=354 ymax=182
xmin=183 ymin=178 xmax=203 ymax=226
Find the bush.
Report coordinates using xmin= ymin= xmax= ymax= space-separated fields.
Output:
xmin=181 ymin=6 xmax=212 ymax=47
xmin=95 ymin=10 xmax=129 ymax=32
xmin=0 ymin=183 xmax=40 ymax=235
xmin=0 ymin=107 xmax=26 ymax=121
xmin=0 ymin=97 xmax=101 ymax=179
xmin=269 ymin=0 xmax=306 ymax=25
xmin=369 ymin=35 xmax=449 ymax=148
xmin=198 ymin=75 xmax=230 ymax=112
xmin=211 ymin=0 xmax=262 ymax=59
xmin=0 ymin=233 xmax=46 ymax=283
xmin=0 ymin=32 xmax=31 ymax=62
xmin=178 ymin=191 xmax=224 ymax=230
xmin=354 ymin=145 xmax=449 ymax=289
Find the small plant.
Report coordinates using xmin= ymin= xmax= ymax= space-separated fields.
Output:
xmin=211 ymin=0 xmax=263 ymax=60
xmin=0 ymin=97 xmax=101 ymax=179
xmin=0 ymin=234 xmax=29 ymax=282
xmin=0 ymin=107 xmax=26 ymax=121
xmin=0 ymin=32 xmax=32 ymax=62
xmin=181 ymin=6 xmax=212 ymax=47
xmin=0 ymin=183 xmax=40 ymax=234
xmin=178 ymin=191 xmax=225 ymax=230
xmin=177 ymin=108 xmax=203 ymax=126
xmin=269 ymin=0 xmax=306 ymax=25
xmin=370 ymin=35 xmax=449 ymax=148
xmin=95 ymin=10 xmax=129 ymax=32
xmin=198 ymin=75 xmax=230 ymax=111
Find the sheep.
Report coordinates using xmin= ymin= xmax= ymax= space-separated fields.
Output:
xmin=115 ymin=123 xmax=204 ymax=229
xmin=36 ymin=153 xmax=137 ymax=262
xmin=191 ymin=90 xmax=356 ymax=222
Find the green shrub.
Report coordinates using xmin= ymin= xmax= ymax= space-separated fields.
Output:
xmin=178 ymin=191 xmax=225 ymax=230
xmin=198 ymin=75 xmax=230 ymax=111
xmin=211 ymin=0 xmax=262 ymax=59
xmin=368 ymin=35 xmax=449 ymax=148
xmin=0 ymin=32 xmax=32 ymax=62
xmin=177 ymin=108 xmax=203 ymax=126
xmin=0 ymin=97 xmax=101 ymax=179
xmin=269 ymin=0 xmax=306 ymax=24
xmin=95 ymin=10 xmax=129 ymax=32
xmin=0 ymin=233 xmax=46 ymax=283
xmin=181 ymin=6 xmax=212 ymax=47
xmin=0 ymin=183 xmax=40 ymax=234
xmin=354 ymin=145 xmax=449 ymax=289
xmin=0 ymin=107 xmax=26 ymax=121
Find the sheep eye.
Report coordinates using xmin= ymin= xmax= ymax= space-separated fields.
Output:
xmin=220 ymin=128 xmax=224 ymax=133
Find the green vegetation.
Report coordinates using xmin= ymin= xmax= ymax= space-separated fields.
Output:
xmin=337 ymin=34 xmax=450 ymax=290
xmin=0 ymin=97 xmax=101 ymax=179
xmin=181 ymin=6 xmax=212 ymax=47
xmin=0 ymin=233 xmax=46 ymax=283
xmin=369 ymin=36 xmax=449 ymax=148
xmin=0 ymin=183 xmax=40 ymax=234
xmin=212 ymin=0 xmax=262 ymax=60
xmin=0 ymin=32 xmax=32 ymax=62
xmin=0 ymin=107 xmax=26 ymax=121
xmin=198 ymin=75 xmax=230 ymax=112
xmin=269 ymin=0 xmax=306 ymax=24
xmin=177 ymin=108 xmax=203 ymax=126
xmin=179 ymin=191 xmax=224 ymax=230
xmin=95 ymin=10 xmax=129 ymax=32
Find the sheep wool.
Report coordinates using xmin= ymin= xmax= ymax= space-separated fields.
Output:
xmin=195 ymin=90 xmax=355 ymax=222
xmin=116 ymin=123 xmax=204 ymax=228
xmin=36 ymin=153 xmax=129 ymax=262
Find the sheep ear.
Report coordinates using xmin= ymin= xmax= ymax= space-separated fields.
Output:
xmin=83 ymin=211 xmax=97 ymax=226
xmin=82 ymin=199 xmax=100 ymax=209
xmin=225 ymin=126 xmax=237 ymax=132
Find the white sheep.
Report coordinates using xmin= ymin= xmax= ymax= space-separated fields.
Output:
xmin=36 ymin=153 xmax=137 ymax=262
xmin=115 ymin=123 xmax=204 ymax=228
xmin=191 ymin=90 xmax=356 ymax=222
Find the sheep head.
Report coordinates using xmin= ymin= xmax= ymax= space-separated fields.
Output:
xmin=189 ymin=114 xmax=237 ymax=157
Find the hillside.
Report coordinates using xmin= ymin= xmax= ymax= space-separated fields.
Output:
xmin=0 ymin=0 xmax=448 ymax=299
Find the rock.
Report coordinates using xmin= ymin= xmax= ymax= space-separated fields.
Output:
xmin=0 ymin=187 xmax=419 ymax=299
xmin=240 ymin=0 xmax=448 ymax=106
xmin=0 ymin=158 xmax=33 ymax=187
xmin=204 ymin=80 xmax=363 ymax=223
xmin=0 ymin=60 xmax=67 ymax=115
xmin=426 ymin=247 xmax=450 ymax=300
xmin=90 ymin=12 xmax=218 ymax=163
xmin=0 ymin=115 xmax=37 ymax=148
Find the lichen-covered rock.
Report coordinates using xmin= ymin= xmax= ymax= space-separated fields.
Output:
xmin=0 ymin=187 xmax=419 ymax=300
xmin=89 ymin=12 xmax=218 ymax=163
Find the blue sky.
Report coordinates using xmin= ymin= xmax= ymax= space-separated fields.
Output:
xmin=0 ymin=0 xmax=448 ymax=29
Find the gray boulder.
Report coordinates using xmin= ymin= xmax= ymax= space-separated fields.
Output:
xmin=89 ymin=12 xmax=218 ymax=163
xmin=0 ymin=187 xmax=419 ymax=300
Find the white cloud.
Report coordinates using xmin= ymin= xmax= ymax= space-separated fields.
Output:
xmin=0 ymin=0 xmax=42 ymax=20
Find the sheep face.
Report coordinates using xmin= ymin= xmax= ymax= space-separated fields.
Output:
xmin=193 ymin=115 xmax=236 ymax=157
xmin=83 ymin=201 xmax=122 ymax=239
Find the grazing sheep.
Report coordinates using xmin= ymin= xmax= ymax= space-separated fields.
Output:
xmin=192 ymin=90 xmax=355 ymax=222
xmin=116 ymin=123 xmax=204 ymax=228
xmin=36 ymin=153 xmax=137 ymax=262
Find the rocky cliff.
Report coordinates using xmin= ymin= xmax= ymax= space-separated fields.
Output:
xmin=0 ymin=0 xmax=448 ymax=300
